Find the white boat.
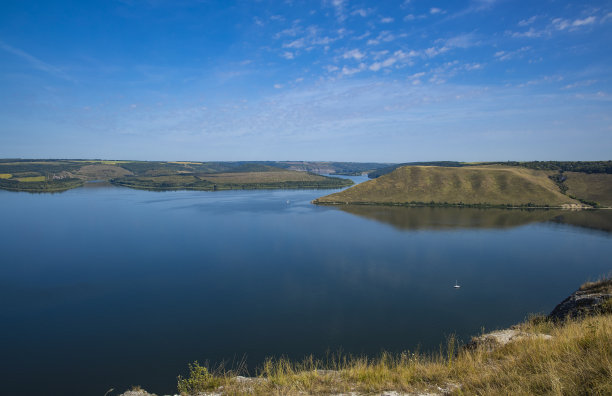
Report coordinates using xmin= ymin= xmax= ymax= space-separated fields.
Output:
xmin=454 ymin=280 xmax=461 ymax=289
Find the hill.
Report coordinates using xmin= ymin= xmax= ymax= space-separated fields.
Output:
xmin=314 ymin=165 xmax=583 ymax=208
xmin=367 ymin=160 xmax=612 ymax=179
xmin=564 ymin=172 xmax=612 ymax=207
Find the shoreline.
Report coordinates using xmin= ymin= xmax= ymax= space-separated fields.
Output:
xmin=311 ymin=200 xmax=604 ymax=209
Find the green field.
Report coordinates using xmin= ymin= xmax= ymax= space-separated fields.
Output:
xmin=16 ymin=176 xmax=46 ymax=182
xmin=315 ymin=165 xmax=584 ymax=208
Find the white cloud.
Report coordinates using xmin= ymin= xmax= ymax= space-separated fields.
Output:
xmin=518 ymin=16 xmax=537 ymax=27
xmin=343 ymin=49 xmax=366 ymax=60
xmin=341 ymin=63 xmax=366 ymax=75
xmin=371 ymin=50 xmax=389 ymax=59
xmin=327 ymin=0 xmax=348 ymax=22
xmin=281 ymin=51 xmax=295 ymax=59
xmin=563 ymin=80 xmax=597 ymax=89
xmin=404 ymin=14 xmax=415 ymax=21
xmin=511 ymin=27 xmax=541 ymax=38
xmin=380 ymin=17 xmax=394 ymax=23
xmin=274 ymin=26 xmax=302 ymax=39
xmin=425 ymin=46 xmax=449 ymax=57
xmin=351 ymin=8 xmax=372 ymax=17
xmin=445 ymin=33 xmax=477 ymax=48
xmin=283 ymin=38 xmax=305 ymax=48
xmin=430 ymin=8 xmax=443 ymax=15
xmin=370 ymin=50 xmax=416 ymax=71
xmin=274 ymin=83 xmax=283 ymax=89
xmin=494 ymin=46 xmax=530 ymax=61
xmin=465 ymin=63 xmax=483 ymax=71
xmin=552 ymin=16 xmax=596 ymax=31
xmin=572 ymin=16 xmax=596 ymax=27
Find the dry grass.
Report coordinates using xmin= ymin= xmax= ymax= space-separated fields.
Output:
xmin=564 ymin=172 xmax=612 ymax=207
xmin=177 ymin=313 xmax=612 ymax=395
xmin=580 ymin=275 xmax=612 ymax=294
xmin=0 ymin=173 xmax=11 ymax=179
xmin=315 ymin=165 xmax=579 ymax=207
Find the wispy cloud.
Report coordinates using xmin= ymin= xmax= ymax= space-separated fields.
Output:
xmin=510 ymin=14 xmax=599 ymax=38
xmin=0 ymin=40 xmax=74 ymax=81
xmin=494 ymin=46 xmax=530 ymax=61
xmin=326 ymin=0 xmax=348 ymax=22
xmin=518 ymin=16 xmax=537 ymax=27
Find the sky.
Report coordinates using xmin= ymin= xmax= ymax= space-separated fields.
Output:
xmin=0 ymin=0 xmax=611 ymax=162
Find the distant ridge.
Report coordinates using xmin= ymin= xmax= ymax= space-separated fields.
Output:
xmin=314 ymin=165 xmax=583 ymax=208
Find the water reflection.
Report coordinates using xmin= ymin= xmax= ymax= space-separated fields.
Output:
xmin=334 ymin=205 xmax=612 ymax=233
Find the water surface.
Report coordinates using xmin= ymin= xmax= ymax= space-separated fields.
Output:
xmin=0 ymin=178 xmax=610 ymax=395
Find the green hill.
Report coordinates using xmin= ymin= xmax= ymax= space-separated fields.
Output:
xmin=314 ymin=165 xmax=582 ymax=208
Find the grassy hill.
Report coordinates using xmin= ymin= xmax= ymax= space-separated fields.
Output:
xmin=314 ymin=165 xmax=582 ymax=208
xmin=564 ymin=172 xmax=612 ymax=207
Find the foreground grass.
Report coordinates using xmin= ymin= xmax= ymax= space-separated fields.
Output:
xmin=177 ymin=314 xmax=612 ymax=395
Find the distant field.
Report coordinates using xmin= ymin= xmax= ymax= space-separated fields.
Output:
xmin=564 ymin=172 xmax=612 ymax=207
xmin=201 ymin=171 xmax=331 ymax=183
xmin=315 ymin=165 xmax=580 ymax=207
xmin=0 ymin=173 xmax=11 ymax=179
xmin=16 ymin=176 xmax=46 ymax=182
xmin=75 ymin=164 xmax=133 ymax=180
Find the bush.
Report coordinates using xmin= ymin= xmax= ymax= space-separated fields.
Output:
xmin=177 ymin=361 xmax=222 ymax=394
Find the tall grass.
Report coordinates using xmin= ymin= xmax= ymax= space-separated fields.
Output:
xmin=177 ymin=314 xmax=612 ymax=395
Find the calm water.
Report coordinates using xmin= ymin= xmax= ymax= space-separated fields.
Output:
xmin=1 ymin=177 xmax=611 ymax=395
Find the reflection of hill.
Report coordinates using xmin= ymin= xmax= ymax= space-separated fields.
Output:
xmin=336 ymin=206 xmax=612 ymax=233
xmin=549 ymin=210 xmax=612 ymax=233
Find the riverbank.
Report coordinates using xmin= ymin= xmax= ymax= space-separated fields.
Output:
xmin=121 ymin=278 xmax=612 ymax=396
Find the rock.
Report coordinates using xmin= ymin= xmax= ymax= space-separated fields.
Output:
xmin=548 ymin=279 xmax=612 ymax=321
xmin=118 ymin=390 xmax=158 ymax=396
xmin=466 ymin=329 xmax=552 ymax=351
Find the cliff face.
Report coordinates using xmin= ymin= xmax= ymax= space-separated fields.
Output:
xmin=548 ymin=279 xmax=612 ymax=321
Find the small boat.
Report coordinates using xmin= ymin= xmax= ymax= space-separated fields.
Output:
xmin=454 ymin=280 xmax=461 ymax=289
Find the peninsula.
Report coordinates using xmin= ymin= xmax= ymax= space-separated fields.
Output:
xmin=0 ymin=160 xmax=385 ymax=192
xmin=314 ymin=162 xmax=612 ymax=208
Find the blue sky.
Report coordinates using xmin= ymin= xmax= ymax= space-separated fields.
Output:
xmin=1 ymin=0 xmax=611 ymax=162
